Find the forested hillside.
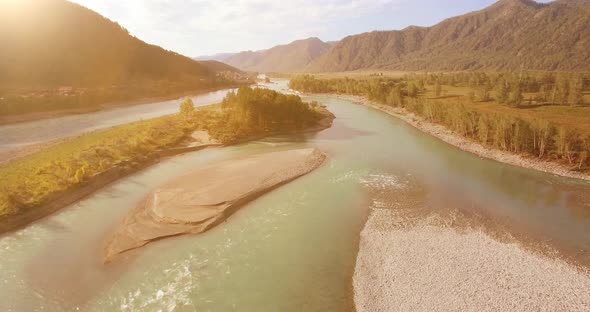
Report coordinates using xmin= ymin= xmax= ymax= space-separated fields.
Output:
xmin=0 ymin=0 xmax=220 ymax=86
xmin=306 ymin=0 xmax=590 ymax=72
xmin=0 ymin=0 xmax=240 ymax=118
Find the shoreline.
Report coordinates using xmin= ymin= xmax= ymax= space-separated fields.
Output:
xmin=321 ymin=91 xmax=590 ymax=310
xmin=0 ymin=84 xmax=241 ymax=126
xmin=353 ymin=206 xmax=590 ymax=311
xmin=324 ymin=93 xmax=590 ymax=182
xmin=0 ymin=140 xmax=217 ymax=236
xmin=0 ymin=110 xmax=335 ymax=236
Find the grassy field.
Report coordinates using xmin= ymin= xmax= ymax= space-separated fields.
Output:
xmin=0 ymin=114 xmax=192 ymax=216
xmin=423 ymin=85 xmax=590 ymax=136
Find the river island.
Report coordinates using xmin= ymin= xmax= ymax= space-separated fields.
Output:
xmin=104 ymin=148 xmax=326 ymax=261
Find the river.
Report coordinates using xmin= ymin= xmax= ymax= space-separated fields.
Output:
xmin=0 ymin=80 xmax=588 ymax=311
xmin=0 ymin=88 xmax=235 ymax=157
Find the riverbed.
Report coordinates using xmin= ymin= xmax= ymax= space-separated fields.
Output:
xmin=0 ymin=80 xmax=589 ymax=311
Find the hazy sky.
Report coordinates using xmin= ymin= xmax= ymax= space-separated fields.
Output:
xmin=69 ymin=0 xmax=553 ymax=57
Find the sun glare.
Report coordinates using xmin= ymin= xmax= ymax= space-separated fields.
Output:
xmin=0 ymin=0 xmax=35 ymax=19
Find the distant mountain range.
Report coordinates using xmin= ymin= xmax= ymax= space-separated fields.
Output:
xmin=205 ymin=0 xmax=590 ymax=73
xmin=307 ymin=0 xmax=590 ymax=72
xmin=194 ymin=53 xmax=238 ymax=62
xmin=0 ymin=0 xmax=239 ymax=88
xmin=3 ymin=0 xmax=589 ymax=87
xmin=197 ymin=38 xmax=333 ymax=73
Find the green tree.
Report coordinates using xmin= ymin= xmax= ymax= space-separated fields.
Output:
xmin=477 ymin=84 xmax=491 ymax=102
xmin=495 ymin=82 xmax=509 ymax=104
xmin=508 ymin=84 xmax=523 ymax=107
xmin=73 ymin=166 xmax=87 ymax=184
xmin=579 ymin=136 xmax=590 ymax=169
xmin=555 ymin=127 xmax=576 ymax=164
xmin=407 ymin=82 xmax=419 ymax=97
xmin=568 ymin=78 xmax=584 ymax=106
xmin=386 ymin=85 xmax=403 ymax=107
xmin=557 ymin=77 xmax=570 ymax=105
xmin=435 ymin=82 xmax=442 ymax=97
xmin=180 ymin=97 xmax=195 ymax=118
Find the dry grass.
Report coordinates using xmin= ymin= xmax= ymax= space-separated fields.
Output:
xmin=311 ymin=71 xmax=412 ymax=79
xmin=425 ymin=85 xmax=590 ymax=136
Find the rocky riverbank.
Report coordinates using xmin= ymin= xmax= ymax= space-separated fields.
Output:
xmin=330 ymin=94 xmax=590 ymax=181
xmin=354 ymin=207 xmax=590 ymax=311
xmin=320 ymin=93 xmax=590 ymax=311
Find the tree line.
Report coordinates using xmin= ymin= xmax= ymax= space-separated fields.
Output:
xmin=206 ymin=86 xmax=322 ymax=142
xmin=289 ymin=74 xmax=590 ymax=171
xmin=408 ymin=72 xmax=588 ymax=107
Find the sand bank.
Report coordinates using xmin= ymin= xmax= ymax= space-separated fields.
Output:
xmin=354 ymin=208 xmax=590 ymax=311
xmin=0 ymin=130 xmax=220 ymax=235
xmin=0 ymin=106 xmax=334 ymax=235
xmin=104 ymin=148 xmax=326 ymax=262
xmin=189 ymin=130 xmax=221 ymax=147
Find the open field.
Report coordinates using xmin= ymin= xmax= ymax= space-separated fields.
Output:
xmin=422 ymin=85 xmax=590 ymax=136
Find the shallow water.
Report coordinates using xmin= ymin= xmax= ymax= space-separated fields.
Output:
xmin=0 ymin=88 xmax=235 ymax=153
xmin=0 ymin=80 xmax=588 ymax=311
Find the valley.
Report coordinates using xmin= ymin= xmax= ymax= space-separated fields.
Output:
xmin=1 ymin=0 xmax=589 ymax=311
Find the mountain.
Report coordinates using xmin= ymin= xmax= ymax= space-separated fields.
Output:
xmin=223 ymin=38 xmax=333 ymax=73
xmin=200 ymin=60 xmax=243 ymax=73
xmin=0 ymin=0 xmax=219 ymax=88
xmin=306 ymin=0 xmax=590 ymax=72
xmin=194 ymin=53 xmax=237 ymax=62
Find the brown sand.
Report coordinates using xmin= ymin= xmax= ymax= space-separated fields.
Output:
xmin=329 ymin=93 xmax=590 ymax=181
xmin=189 ymin=130 xmax=221 ymax=147
xmin=103 ymin=148 xmax=326 ymax=262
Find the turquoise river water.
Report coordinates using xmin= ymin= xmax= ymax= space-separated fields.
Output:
xmin=0 ymin=80 xmax=588 ymax=311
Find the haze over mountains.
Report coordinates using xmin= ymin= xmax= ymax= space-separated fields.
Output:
xmin=206 ymin=0 xmax=590 ymax=73
xmin=2 ymin=0 xmax=589 ymax=87
xmin=201 ymin=38 xmax=333 ymax=73
xmin=0 ymin=0 xmax=238 ymax=88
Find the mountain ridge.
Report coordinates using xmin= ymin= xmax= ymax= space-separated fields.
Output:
xmin=221 ymin=37 xmax=333 ymax=73
xmin=0 ymin=0 xmax=229 ymax=87
xmin=305 ymin=0 xmax=590 ymax=72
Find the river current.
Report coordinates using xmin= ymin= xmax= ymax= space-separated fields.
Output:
xmin=0 ymin=80 xmax=588 ymax=311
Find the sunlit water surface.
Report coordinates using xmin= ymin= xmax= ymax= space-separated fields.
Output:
xmin=0 ymin=80 xmax=588 ymax=311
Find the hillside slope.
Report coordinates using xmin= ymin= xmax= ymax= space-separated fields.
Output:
xmin=223 ymin=38 xmax=332 ymax=73
xmin=0 ymin=0 xmax=217 ymax=87
xmin=306 ymin=0 xmax=590 ymax=72
xmin=200 ymin=60 xmax=243 ymax=74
